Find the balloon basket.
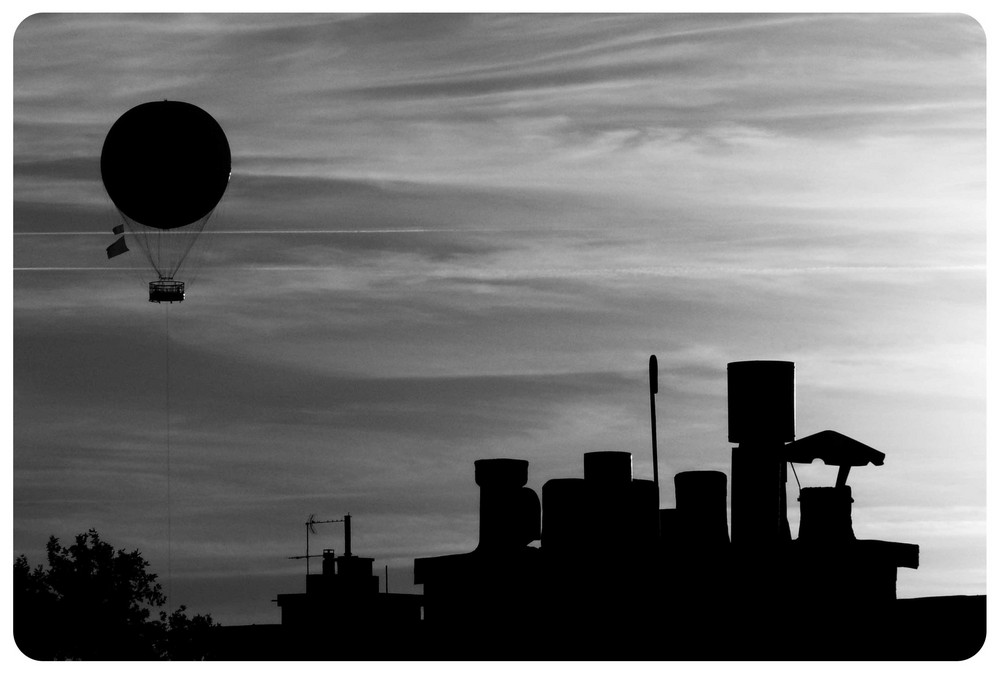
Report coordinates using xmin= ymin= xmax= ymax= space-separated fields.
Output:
xmin=149 ymin=279 xmax=185 ymax=304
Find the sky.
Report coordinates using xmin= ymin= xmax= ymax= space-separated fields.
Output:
xmin=10 ymin=12 xmax=988 ymax=627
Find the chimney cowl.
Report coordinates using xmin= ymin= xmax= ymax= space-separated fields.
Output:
xmin=474 ymin=458 xmax=528 ymax=489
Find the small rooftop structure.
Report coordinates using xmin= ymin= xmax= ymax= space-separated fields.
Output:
xmin=274 ymin=514 xmax=422 ymax=653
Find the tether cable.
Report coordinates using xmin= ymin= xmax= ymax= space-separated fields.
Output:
xmin=164 ymin=303 xmax=173 ymax=614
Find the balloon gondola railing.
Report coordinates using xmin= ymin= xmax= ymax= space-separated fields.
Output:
xmin=149 ymin=279 xmax=185 ymax=304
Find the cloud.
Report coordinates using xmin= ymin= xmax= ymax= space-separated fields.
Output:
xmin=13 ymin=14 xmax=986 ymax=621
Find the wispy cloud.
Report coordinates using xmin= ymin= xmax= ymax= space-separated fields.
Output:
xmin=13 ymin=13 xmax=986 ymax=623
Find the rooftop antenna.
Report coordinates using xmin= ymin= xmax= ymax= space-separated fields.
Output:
xmin=288 ymin=514 xmax=344 ymax=579
xmin=649 ymin=355 xmax=660 ymax=494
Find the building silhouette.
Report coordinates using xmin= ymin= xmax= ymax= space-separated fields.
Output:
xmin=210 ymin=360 xmax=984 ymax=660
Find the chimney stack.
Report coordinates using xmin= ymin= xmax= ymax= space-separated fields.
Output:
xmin=675 ymin=470 xmax=730 ymax=548
xmin=728 ymin=361 xmax=795 ymax=547
xmin=798 ymin=486 xmax=855 ymax=542
xmin=474 ymin=458 xmax=540 ymax=553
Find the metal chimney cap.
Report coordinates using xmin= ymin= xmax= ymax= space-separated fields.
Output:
xmin=786 ymin=430 xmax=885 ymax=467
xmin=674 ymin=470 xmax=728 ymax=489
xmin=474 ymin=458 xmax=529 ymax=488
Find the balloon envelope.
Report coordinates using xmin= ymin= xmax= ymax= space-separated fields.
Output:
xmin=101 ymin=101 xmax=231 ymax=230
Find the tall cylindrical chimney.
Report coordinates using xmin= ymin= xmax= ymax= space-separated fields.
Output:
xmin=728 ymin=361 xmax=795 ymax=548
xmin=727 ymin=360 xmax=795 ymax=444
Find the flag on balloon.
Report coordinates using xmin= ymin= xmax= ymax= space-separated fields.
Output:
xmin=106 ymin=236 xmax=129 ymax=259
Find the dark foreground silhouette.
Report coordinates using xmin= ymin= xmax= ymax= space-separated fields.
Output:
xmin=14 ymin=529 xmax=218 ymax=660
xmin=210 ymin=360 xmax=984 ymax=660
xmin=17 ymin=361 xmax=985 ymax=660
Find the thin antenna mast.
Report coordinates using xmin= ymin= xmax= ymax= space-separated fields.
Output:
xmin=649 ymin=355 xmax=660 ymax=493
xmin=290 ymin=515 xmax=343 ymax=578
xmin=288 ymin=515 xmax=355 ymax=585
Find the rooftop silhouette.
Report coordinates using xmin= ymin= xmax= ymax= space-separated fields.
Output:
xmin=207 ymin=359 xmax=984 ymax=660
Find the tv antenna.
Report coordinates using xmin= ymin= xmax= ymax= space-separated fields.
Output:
xmin=288 ymin=514 xmax=352 ymax=578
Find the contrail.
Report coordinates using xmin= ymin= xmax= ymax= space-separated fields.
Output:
xmin=14 ymin=267 xmax=151 ymax=271
xmin=427 ymin=264 xmax=987 ymax=280
xmin=14 ymin=264 xmax=986 ymax=274
xmin=13 ymin=228 xmax=552 ymax=236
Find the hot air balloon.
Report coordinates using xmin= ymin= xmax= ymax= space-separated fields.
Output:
xmin=101 ymin=100 xmax=231 ymax=303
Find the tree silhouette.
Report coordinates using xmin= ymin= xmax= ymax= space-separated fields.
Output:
xmin=13 ymin=529 xmax=218 ymax=660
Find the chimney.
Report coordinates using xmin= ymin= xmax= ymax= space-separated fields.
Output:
xmin=583 ymin=451 xmax=633 ymax=553
xmin=474 ymin=458 xmax=540 ymax=553
xmin=674 ymin=470 xmax=730 ymax=548
xmin=728 ymin=360 xmax=795 ymax=547
xmin=627 ymin=478 xmax=661 ymax=551
xmin=728 ymin=360 xmax=795 ymax=444
xmin=541 ymin=478 xmax=587 ymax=553
xmin=798 ymin=486 xmax=855 ymax=542
xmin=584 ymin=451 xmax=632 ymax=486
xmin=321 ymin=549 xmax=337 ymax=576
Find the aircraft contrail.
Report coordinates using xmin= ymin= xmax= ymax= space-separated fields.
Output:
xmin=13 ymin=228 xmax=553 ymax=236
xmin=14 ymin=264 xmax=986 ymax=275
